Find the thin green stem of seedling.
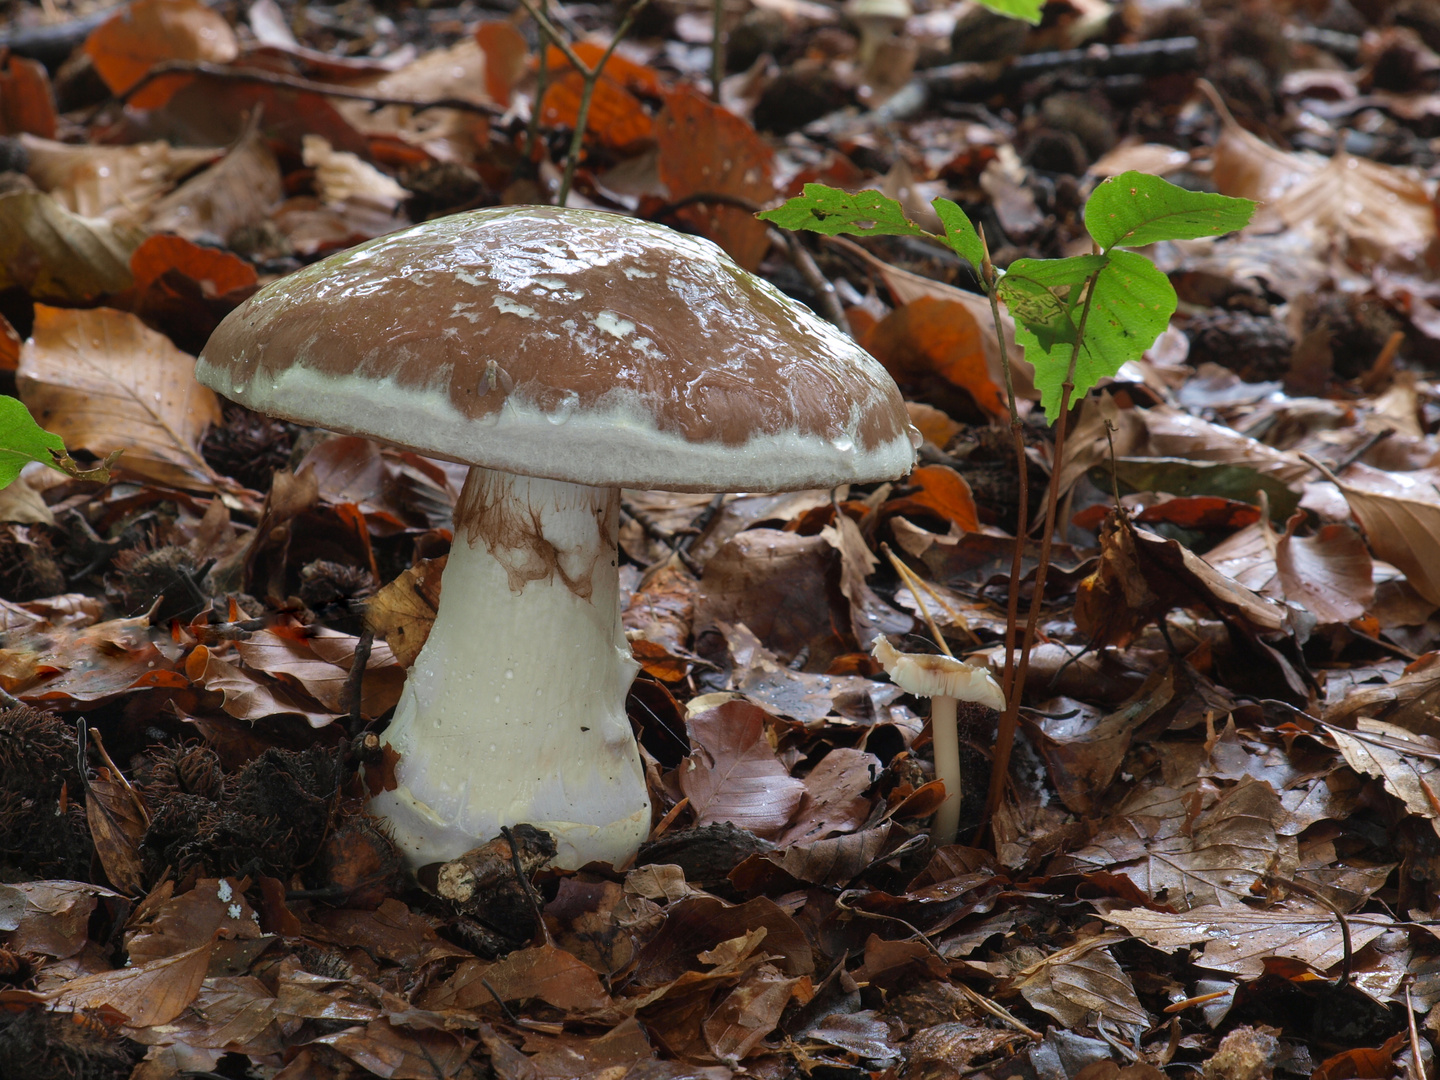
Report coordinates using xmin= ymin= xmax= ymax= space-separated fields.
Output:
xmin=983 ymin=268 xmax=1102 ymax=825
xmin=977 ymin=224 xmax=1028 ymax=708
xmin=516 ymin=0 xmax=656 ymax=205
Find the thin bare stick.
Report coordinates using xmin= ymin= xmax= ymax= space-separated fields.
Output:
xmin=110 ymin=59 xmax=503 ymax=117
xmin=517 ymin=0 xmax=656 ymax=205
xmin=524 ymin=0 xmax=552 ymax=163
xmin=984 ymin=267 xmax=1102 ymax=825
xmin=710 ymin=0 xmax=726 ymax=102
xmin=882 ymin=543 xmax=952 ymax=656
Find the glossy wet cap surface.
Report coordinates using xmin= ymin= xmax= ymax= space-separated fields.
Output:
xmin=197 ymin=205 xmax=917 ymax=491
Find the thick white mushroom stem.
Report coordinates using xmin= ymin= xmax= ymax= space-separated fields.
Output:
xmin=929 ymin=695 xmax=962 ymax=845
xmin=368 ymin=466 xmax=651 ymax=870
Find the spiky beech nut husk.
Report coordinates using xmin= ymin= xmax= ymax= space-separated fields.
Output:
xmin=0 ymin=525 xmax=65 ymax=601
xmin=110 ymin=544 xmax=205 ymax=621
xmin=199 ymin=399 xmax=297 ymax=491
xmin=298 ymin=559 xmax=376 ymax=606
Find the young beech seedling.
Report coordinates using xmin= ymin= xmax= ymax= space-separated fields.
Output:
xmin=762 ymin=172 xmax=1255 ymax=824
xmin=872 ymin=636 xmax=1004 ymax=845
xmin=196 ymin=205 xmax=921 ymax=871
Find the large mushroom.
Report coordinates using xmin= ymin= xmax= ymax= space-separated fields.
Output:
xmin=197 ymin=205 xmax=919 ymax=870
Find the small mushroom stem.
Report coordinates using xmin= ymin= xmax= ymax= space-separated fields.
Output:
xmin=930 ymin=694 xmax=962 ymax=845
xmin=369 ymin=466 xmax=651 ymax=870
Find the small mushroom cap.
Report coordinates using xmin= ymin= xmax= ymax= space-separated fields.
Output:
xmin=845 ymin=0 xmax=912 ymax=23
xmin=871 ymin=636 xmax=1005 ymax=710
xmin=197 ymin=205 xmax=918 ymax=493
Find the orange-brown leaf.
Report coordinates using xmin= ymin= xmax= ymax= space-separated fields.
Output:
xmin=84 ymin=0 xmax=238 ymax=109
xmin=0 ymin=52 xmax=57 ymax=138
xmin=863 ymin=296 xmax=1007 ymax=419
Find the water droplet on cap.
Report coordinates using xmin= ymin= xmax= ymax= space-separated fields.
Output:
xmin=830 ymin=434 xmax=854 ymax=453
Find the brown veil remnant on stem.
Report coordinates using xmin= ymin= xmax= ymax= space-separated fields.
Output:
xmin=196 ymin=204 xmax=920 ymax=871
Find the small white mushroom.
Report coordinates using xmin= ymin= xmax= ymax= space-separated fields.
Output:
xmin=871 ymin=635 xmax=1004 ymax=845
xmin=844 ymin=0 xmax=913 ymax=70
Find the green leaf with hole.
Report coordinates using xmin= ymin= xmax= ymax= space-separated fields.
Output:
xmin=0 ymin=395 xmax=66 ymax=489
xmin=1085 ymin=171 xmax=1255 ymax=251
xmin=973 ymin=0 xmax=1043 ymax=24
xmin=931 ymin=198 xmax=985 ymax=271
xmin=995 ymin=254 xmax=1106 ymax=355
xmin=1009 ymin=251 xmax=1176 ymax=418
xmin=756 ymin=184 xmax=930 ymax=238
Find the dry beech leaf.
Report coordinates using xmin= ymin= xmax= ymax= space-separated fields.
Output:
xmin=84 ymin=765 xmax=148 ymax=896
xmin=537 ymin=43 xmax=663 ymax=154
xmin=655 ymin=85 xmax=775 ymax=271
xmin=1053 ymin=775 xmax=1297 ymax=911
xmin=886 ymin=464 xmax=980 ymax=534
xmin=48 ymin=936 xmax=215 ymax=1027
xmin=1203 ymin=83 xmax=1434 ymax=262
xmin=1317 ymin=462 xmax=1440 ymax=607
xmin=1323 ymin=652 xmax=1440 ymax=733
xmin=1105 ymin=904 xmax=1400 ymax=976
xmin=0 ymin=190 xmax=146 ymax=302
xmin=778 ymin=747 xmax=881 ymax=846
xmin=146 ymin=123 xmax=283 ymax=242
xmin=680 ymin=700 xmax=806 ymax=839
xmin=1273 ymin=519 xmax=1373 ymax=625
xmin=1327 ymin=718 xmax=1440 ymax=834
xmin=366 ymin=554 xmax=446 ymax=667
xmin=1010 ymin=933 xmax=1149 ymax=1034
xmin=18 ymin=304 xmax=223 ymax=490
xmin=821 ymin=513 xmax=914 ymax=649
xmin=704 ymin=963 xmax=807 ymax=1062
xmin=186 ymin=644 xmax=335 ymax=728
xmin=19 ymin=134 xmax=220 ymax=222
xmin=84 ymin=0 xmax=238 ymax=109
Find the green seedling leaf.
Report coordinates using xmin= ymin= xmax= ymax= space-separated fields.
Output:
xmin=0 ymin=395 xmax=67 ymax=488
xmin=1012 ymin=251 xmax=1175 ymax=417
xmin=1085 ymin=171 xmax=1256 ymax=251
xmin=931 ymin=198 xmax=985 ymax=271
xmin=757 ymin=184 xmax=930 ymax=238
xmin=995 ymin=254 xmax=1107 ymax=355
xmin=1096 ymin=457 xmax=1301 ymax=522
xmin=974 ymin=0 xmax=1043 ymax=24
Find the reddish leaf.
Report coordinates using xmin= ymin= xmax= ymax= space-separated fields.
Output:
xmin=655 ymin=85 xmax=776 ymax=271
xmin=0 ymin=51 xmax=57 ymax=138
xmin=129 ymin=234 xmax=257 ymax=298
xmin=1133 ymin=496 xmax=1262 ymax=530
xmin=888 ymin=464 xmax=980 ymax=534
xmin=475 ymin=21 xmax=529 ymax=103
xmin=83 ymin=0 xmax=238 ymax=109
xmin=863 ymin=296 xmax=1007 ymax=420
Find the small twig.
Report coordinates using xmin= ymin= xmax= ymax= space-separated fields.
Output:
xmin=1407 ymin=984 xmax=1427 ymax=1080
xmin=515 ymin=0 xmax=656 ymax=205
xmin=882 ymin=542 xmax=980 ymax=650
xmin=621 ymin=501 xmax=701 ymax=574
xmin=977 ymin=224 xmax=1029 ymax=709
xmin=957 ymin=983 xmax=1042 ymax=1041
xmin=482 ymin=978 xmax=521 ymax=1024
xmin=107 ymin=59 xmax=504 ymax=118
xmin=675 ymin=493 xmax=726 ymax=570
xmin=835 ymin=889 xmax=947 ymax=962
xmin=345 ymin=628 xmax=374 ymax=737
xmin=710 ymin=0 xmax=726 ymax=102
xmin=524 ymin=0 xmax=552 ymax=164
xmin=1330 ymin=426 xmax=1395 ymax=474
xmin=772 ymin=229 xmax=851 ymax=335
xmin=85 ymin=724 xmax=151 ymax=829
xmin=500 ymin=826 xmax=553 ymax=947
